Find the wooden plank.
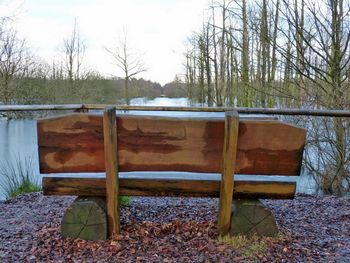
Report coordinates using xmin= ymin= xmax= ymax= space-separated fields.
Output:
xmin=218 ymin=111 xmax=239 ymax=235
xmin=37 ymin=113 xmax=306 ymax=175
xmin=42 ymin=174 xmax=297 ymax=199
xmin=103 ymin=107 xmax=120 ymax=236
xmin=0 ymin=104 xmax=83 ymax=111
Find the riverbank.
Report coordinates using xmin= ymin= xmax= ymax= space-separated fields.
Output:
xmin=0 ymin=193 xmax=349 ymax=262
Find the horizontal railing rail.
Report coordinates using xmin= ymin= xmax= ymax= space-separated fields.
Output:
xmin=1 ymin=103 xmax=350 ymax=117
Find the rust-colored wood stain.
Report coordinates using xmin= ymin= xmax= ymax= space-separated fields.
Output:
xmin=38 ymin=114 xmax=306 ymax=175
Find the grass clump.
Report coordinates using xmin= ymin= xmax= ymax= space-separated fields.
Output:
xmin=217 ymin=234 xmax=267 ymax=259
xmin=0 ymin=154 xmax=41 ymax=200
xmin=119 ymin=196 xmax=132 ymax=206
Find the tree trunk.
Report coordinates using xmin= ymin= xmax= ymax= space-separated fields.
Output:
xmin=61 ymin=196 xmax=108 ymax=240
xmin=230 ymin=199 xmax=278 ymax=237
xmin=241 ymin=0 xmax=251 ymax=107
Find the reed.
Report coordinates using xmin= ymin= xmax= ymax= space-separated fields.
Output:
xmin=0 ymin=154 xmax=41 ymax=200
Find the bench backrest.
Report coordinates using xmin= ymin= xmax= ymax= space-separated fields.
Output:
xmin=37 ymin=113 xmax=306 ymax=176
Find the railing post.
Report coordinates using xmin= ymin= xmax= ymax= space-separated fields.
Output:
xmin=218 ymin=111 xmax=239 ymax=236
xmin=103 ymin=106 xmax=120 ymax=236
xmin=74 ymin=104 xmax=89 ymax=113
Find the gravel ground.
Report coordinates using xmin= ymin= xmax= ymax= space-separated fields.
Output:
xmin=0 ymin=193 xmax=349 ymax=262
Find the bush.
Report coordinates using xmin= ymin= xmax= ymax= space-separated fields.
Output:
xmin=0 ymin=154 xmax=41 ymax=200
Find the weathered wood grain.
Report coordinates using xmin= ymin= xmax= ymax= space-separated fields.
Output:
xmin=230 ymin=199 xmax=278 ymax=237
xmin=61 ymin=196 xmax=107 ymax=240
xmin=38 ymin=113 xmax=306 ymax=175
xmin=42 ymin=174 xmax=297 ymax=199
xmin=218 ymin=111 xmax=239 ymax=235
xmin=103 ymin=107 xmax=120 ymax=235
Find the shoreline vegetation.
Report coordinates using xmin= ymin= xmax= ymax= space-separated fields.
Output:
xmin=0 ymin=154 xmax=40 ymax=200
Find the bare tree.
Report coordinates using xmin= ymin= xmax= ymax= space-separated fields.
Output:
xmin=204 ymin=21 xmax=214 ymax=106
xmin=0 ymin=22 xmax=28 ymax=104
xmin=106 ymin=31 xmax=147 ymax=105
xmin=184 ymin=43 xmax=196 ymax=102
xmin=277 ymin=0 xmax=350 ymax=194
xmin=63 ymin=19 xmax=86 ymax=93
xmin=241 ymin=0 xmax=251 ymax=107
xmin=0 ymin=18 xmax=51 ymax=112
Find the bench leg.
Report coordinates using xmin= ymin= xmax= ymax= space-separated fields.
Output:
xmin=230 ymin=199 xmax=278 ymax=237
xmin=103 ymin=107 xmax=121 ymax=237
xmin=61 ymin=196 xmax=108 ymax=240
xmin=218 ymin=111 xmax=239 ymax=235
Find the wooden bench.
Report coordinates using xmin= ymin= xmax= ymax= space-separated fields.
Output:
xmin=38 ymin=107 xmax=306 ymax=240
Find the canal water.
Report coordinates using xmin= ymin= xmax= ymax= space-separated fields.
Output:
xmin=0 ymin=97 xmax=317 ymax=200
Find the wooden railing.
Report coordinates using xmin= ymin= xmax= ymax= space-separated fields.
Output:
xmin=1 ymin=103 xmax=350 ymax=117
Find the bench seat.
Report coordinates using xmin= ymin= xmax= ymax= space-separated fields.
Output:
xmin=43 ymin=172 xmax=297 ymax=199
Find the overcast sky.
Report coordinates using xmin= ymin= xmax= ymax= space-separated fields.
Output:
xmin=1 ymin=0 xmax=209 ymax=85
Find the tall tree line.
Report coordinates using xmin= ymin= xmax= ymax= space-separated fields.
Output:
xmin=183 ymin=0 xmax=350 ymax=110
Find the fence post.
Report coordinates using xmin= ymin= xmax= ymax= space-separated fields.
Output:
xmin=218 ymin=111 xmax=239 ymax=235
xmin=103 ymin=106 xmax=120 ymax=236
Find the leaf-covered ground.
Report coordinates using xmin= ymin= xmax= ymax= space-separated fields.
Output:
xmin=0 ymin=193 xmax=349 ymax=262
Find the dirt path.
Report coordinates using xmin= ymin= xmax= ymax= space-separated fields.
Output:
xmin=0 ymin=193 xmax=349 ymax=262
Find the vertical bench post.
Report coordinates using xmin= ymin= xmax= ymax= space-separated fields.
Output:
xmin=218 ymin=111 xmax=239 ymax=236
xmin=103 ymin=106 xmax=120 ymax=236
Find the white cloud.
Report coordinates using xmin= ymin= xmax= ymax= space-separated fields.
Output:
xmin=6 ymin=0 xmax=209 ymax=85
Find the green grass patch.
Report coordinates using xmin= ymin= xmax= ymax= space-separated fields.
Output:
xmin=0 ymin=154 xmax=41 ymax=200
xmin=6 ymin=180 xmax=41 ymax=199
xmin=119 ymin=196 xmax=132 ymax=206
xmin=217 ymin=234 xmax=267 ymax=259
